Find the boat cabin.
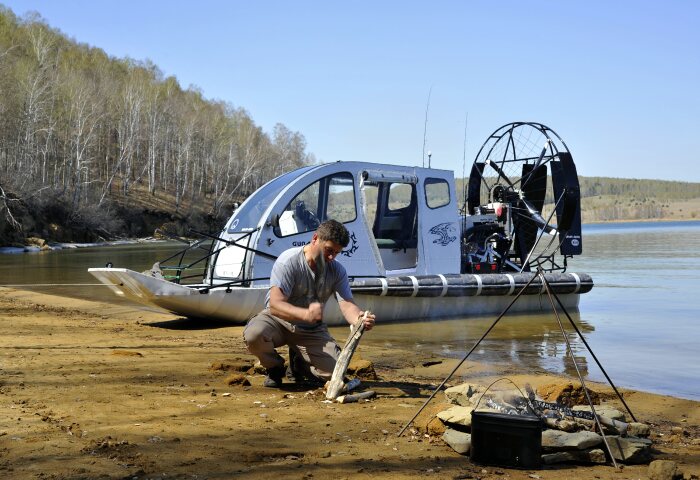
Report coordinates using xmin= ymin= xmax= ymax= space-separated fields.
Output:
xmin=209 ymin=162 xmax=462 ymax=285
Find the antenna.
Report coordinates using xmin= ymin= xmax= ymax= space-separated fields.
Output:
xmin=462 ymin=113 xmax=469 ymax=179
xmin=422 ymin=85 xmax=433 ymax=167
xmin=462 ymin=112 xmax=469 ymax=206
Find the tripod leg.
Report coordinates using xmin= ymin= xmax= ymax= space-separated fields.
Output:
xmin=539 ymin=270 xmax=619 ymax=469
xmin=397 ymin=272 xmax=542 ymax=437
xmin=551 ymin=293 xmax=637 ymax=422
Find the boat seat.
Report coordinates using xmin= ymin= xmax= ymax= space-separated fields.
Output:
xmin=375 ymin=238 xmax=418 ymax=250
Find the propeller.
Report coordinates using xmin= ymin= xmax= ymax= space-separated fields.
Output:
xmin=521 ymin=139 xmax=551 ymax=189
xmin=483 ymin=157 xmax=555 ymax=236
xmin=467 ymin=122 xmax=582 ymax=273
xmin=485 ymin=158 xmax=515 ymax=188
xmin=519 ymin=198 xmax=557 ymax=235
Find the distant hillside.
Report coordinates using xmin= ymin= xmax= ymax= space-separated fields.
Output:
xmin=578 ymin=177 xmax=700 ymax=222
xmin=455 ymin=176 xmax=700 ymax=223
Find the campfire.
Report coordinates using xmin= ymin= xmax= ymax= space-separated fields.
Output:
xmin=435 ymin=381 xmax=652 ymax=467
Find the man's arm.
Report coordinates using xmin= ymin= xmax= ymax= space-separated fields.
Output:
xmin=269 ymin=286 xmax=323 ymax=325
xmin=338 ymin=299 xmax=375 ymax=331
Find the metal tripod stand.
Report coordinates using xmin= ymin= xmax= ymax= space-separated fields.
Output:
xmin=398 ymin=268 xmax=637 ymax=469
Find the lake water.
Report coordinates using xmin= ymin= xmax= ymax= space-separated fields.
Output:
xmin=1 ymin=221 xmax=699 ymax=401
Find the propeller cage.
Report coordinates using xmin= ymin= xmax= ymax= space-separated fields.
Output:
xmin=463 ymin=122 xmax=583 ymax=273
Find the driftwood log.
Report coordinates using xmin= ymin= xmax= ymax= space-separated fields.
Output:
xmin=325 ymin=313 xmax=368 ymax=400
xmin=337 ymin=390 xmax=376 ymax=403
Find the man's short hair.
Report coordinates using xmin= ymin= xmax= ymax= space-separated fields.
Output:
xmin=317 ymin=220 xmax=350 ymax=247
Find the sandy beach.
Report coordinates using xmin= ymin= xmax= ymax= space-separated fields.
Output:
xmin=0 ymin=288 xmax=698 ymax=480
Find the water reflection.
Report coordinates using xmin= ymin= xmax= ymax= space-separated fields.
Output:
xmin=354 ymin=311 xmax=595 ymax=379
xmin=352 ymin=220 xmax=700 ymax=400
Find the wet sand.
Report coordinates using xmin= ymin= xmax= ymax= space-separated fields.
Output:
xmin=0 ymin=288 xmax=698 ymax=479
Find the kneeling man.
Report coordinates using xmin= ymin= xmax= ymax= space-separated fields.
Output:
xmin=244 ymin=219 xmax=375 ymax=387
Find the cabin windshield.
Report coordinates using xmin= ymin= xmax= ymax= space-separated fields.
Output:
xmin=274 ymin=172 xmax=356 ymax=237
xmin=226 ymin=166 xmax=315 ymax=233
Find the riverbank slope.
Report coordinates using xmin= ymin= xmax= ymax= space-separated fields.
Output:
xmin=0 ymin=288 xmax=697 ymax=479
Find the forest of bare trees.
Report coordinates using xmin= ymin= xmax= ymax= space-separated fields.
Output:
xmin=2 ymin=8 xmax=699 ymax=247
xmin=0 ymin=8 xmax=312 ymax=244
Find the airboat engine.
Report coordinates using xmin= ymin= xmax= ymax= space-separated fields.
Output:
xmin=461 ymin=122 xmax=583 ymax=274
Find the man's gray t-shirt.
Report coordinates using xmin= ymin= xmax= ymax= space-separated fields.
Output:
xmin=265 ymin=246 xmax=353 ymax=319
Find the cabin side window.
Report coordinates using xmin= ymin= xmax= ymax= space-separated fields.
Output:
xmin=388 ymin=183 xmax=412 ymax=211
xmin=425 ymin=178 xmax=450 ymax=209
xmin=275 ymin=172 xmax=356 ymax=237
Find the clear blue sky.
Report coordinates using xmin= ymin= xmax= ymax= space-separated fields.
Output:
xmin=3 ymin=0 xmax=699 ymax=181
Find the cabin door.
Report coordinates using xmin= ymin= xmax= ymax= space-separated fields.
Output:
xmin=361 ymin=179 xmax=418 ymax=273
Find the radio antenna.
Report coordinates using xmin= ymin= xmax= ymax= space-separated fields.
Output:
xmin=461 ymin=112 xmax=469 ymax=208
xmin=422 ymin=85 xmax=433 ymax=167
xmin=462 ymin=112 xmax=469 ymax=180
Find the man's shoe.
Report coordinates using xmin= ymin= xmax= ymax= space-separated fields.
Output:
xmin=285 ymin=365 xmax=300 ymax=383
xmin=286 ymin=349 xmax=325 ymax=388
xmin=286 ymin=367 xmax=325 ymax=388
xmin=286 ymin=347 xmax=307 ymax=383
xmin=263 ymin=376 xmax=282 ymax=388
xmin=263 ymin=366 xmax=285 ymax=388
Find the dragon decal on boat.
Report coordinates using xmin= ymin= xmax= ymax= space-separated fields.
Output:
xmin=430 ymin=222 xmax=457 ymax=246
xmin=340 ymin=232 xmax=358 ymax=258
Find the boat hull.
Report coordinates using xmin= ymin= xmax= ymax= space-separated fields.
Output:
xmin=89 ymin=268 xmax=591 ymax=325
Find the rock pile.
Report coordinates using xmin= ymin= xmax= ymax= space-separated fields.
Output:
xmin=436 ymin=382 xmax=654 ymax=466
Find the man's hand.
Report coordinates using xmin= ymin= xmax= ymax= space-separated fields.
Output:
xmin=305 ymin=302 xmax=324 ymax=324
xmin=356 ymin=311 xmax=376 ymax=331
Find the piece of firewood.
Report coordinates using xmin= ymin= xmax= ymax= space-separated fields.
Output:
xmin=337 ymin=390 xmax=376 ymax=404
xmin=325 ymin=312 xmax=368 ymax=400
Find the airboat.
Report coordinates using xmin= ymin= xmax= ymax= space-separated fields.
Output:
xmin=89 ymin=122 xmax=592 ymax=325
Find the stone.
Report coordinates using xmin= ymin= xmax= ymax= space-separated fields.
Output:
xmin=671 ymin=426 xmax=685 ymax=436
xmin=442 ymin=428 xmax=471 ymax=455
xmin=487 ymin=389 xmax=524 ymax=406
xmin=648 ymin=460 xmax=681 ymax=480
xmin=572 ymin=404 xmax=625 ymax=421
xmin=543 ymin=418 xmax=579 ymax=432
xmin=627 ymin=422 xmax=651 ymax=438
xmin=542 ymin=429 xmax=603 ymax=451
xmin=210 ymin=360 xmax=255 ymax=373
xmin=25 ymin=237 xmax=46 ymax=247
xmin=542 ymin=448 xmax=607 ymax=465
xmin=537 ymin=382 xmax=600 ymax=407
xmin=347 ymin=358 xmax=377 ymax=380
xmin=442 ymin=383 xmax=526 ymax=412
xmin=555 ymin=419 xmax=580 ymax=432
xmin=224 ymin=374 xmax=251 ymax=387
xmin=444 ymin=384 xmax=484 ymax=407
xmin=606 ymin=436 xmax=652 ymax=464
xmin=437 ymin=406 xmax=474 ymax=427
xmin=426 ymin=417 xmax=446 ymax=436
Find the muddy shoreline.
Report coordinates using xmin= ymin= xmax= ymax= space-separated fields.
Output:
xmin=0 ymin=288 xmax=697 ymax=479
